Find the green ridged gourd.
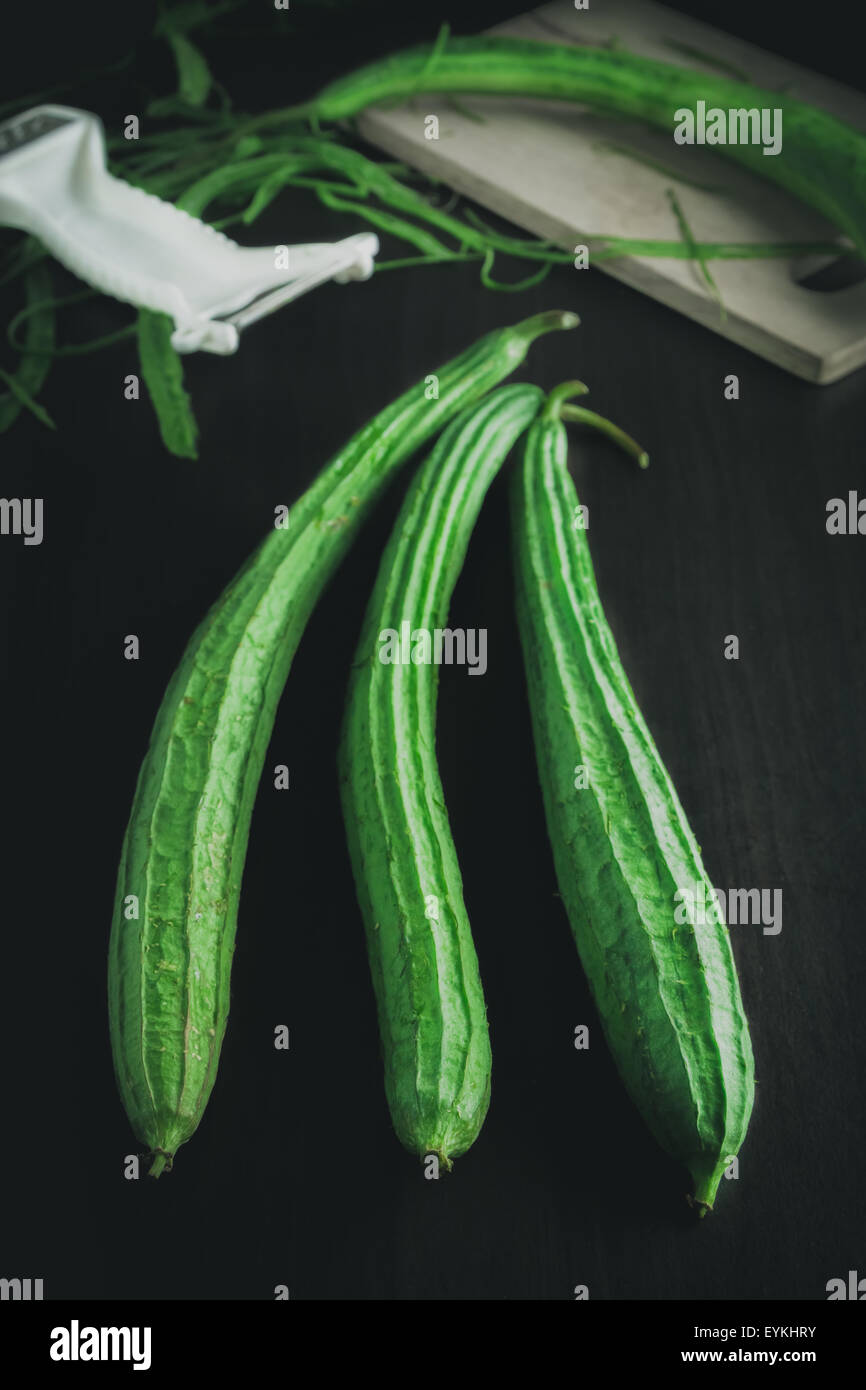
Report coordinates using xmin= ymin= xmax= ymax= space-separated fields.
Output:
xmin=108 ymin=314 xmax=577 ymax=1175
xmin=511 ymin=383 xmax=755 ymax=1212
xmin=304 ymin=34 xmax=866 ymax=261
xmin=339 ymin=384 xmax=542 ymax=1166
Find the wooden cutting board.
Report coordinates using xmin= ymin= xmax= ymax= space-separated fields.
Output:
xmin=357 ymin=0 xmax=866 ymax=383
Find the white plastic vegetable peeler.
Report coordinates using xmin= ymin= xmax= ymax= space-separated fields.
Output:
xmin=0 ymin=104 xmax=379 ymax=355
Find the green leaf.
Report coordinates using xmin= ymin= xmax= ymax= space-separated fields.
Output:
xmin=443 ymin=96 xmax=487 ymax=124
xmin=0 ymin=235 xmax=47 ymax=291
xmin=136 ymin=310 xmax=199 ymax=459
xmin=479 ymin=249 xmax=553 ymax=292
xmin=167 ymin=32 xmax=213 ymax=107
xmin=666 ymin=188 xmax=726 ymax=319
xmin=233 ymin=134 xmax=265 ymax=159
xmin=593 ymin=139 xmax=727 ymax=194
xmin=0 ymin=364 xmax=55 ymax=431
xmin=177 ymin=154 xmax=288 ymax=218
xmin=0 ymin=262 xmax=56 ymax=434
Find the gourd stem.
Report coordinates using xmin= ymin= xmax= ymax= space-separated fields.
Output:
xmin=542 ymin=380 xmax=590 ymax=421
xmin=561 ymin=402 xmax=650 ymax=469
xmin=515 ymin=311 xmax=580 ymax=345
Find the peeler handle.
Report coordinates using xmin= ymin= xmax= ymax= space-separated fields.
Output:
xmin=0 ymin=104 xmax=379 ymax=354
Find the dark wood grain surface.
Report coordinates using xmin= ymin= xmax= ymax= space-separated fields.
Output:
xmin=1 ymin=0 xmax=864 ymax=1303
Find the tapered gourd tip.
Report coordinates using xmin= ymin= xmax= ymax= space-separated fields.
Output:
xmin=687 ymin=1166 xmax=723 ymax=1217
xmin=277 ymin=100 xmax=315 ymax=124
xmin=422 ymin=1148 xmax=454 ymax=1174
xmin=686 ymin=1194 xmax=713 ymax=1219
xmin=148 ymin=1150 xmax=174 ymax=1179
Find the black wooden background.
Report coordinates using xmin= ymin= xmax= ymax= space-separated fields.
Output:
xmin=1 ymin=0 xmax=864 ymax=1306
